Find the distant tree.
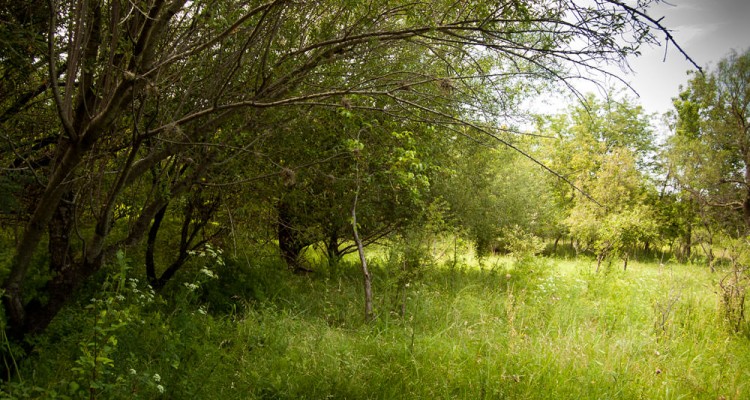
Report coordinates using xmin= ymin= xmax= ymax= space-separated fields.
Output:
xmin=538 ymin=94 xmax=658 ymax=269
xmin=436 ymin=138 xmax=555 ymax=257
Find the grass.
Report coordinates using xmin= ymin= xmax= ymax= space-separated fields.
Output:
xmin=3 ymin=251 xmax=750 ymax=399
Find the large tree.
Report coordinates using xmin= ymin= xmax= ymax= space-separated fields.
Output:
xmin=667 ymin=49 xmax=750 ymax=235
xmin=1 ymin=0 xmax=697 ymax=338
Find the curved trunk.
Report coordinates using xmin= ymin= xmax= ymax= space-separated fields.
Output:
xmin=146 ymin=204 xmax=169 ymax=287
xmin=3 ymin=143 xmax=84 ymax=333
xmin=146 ymin=191 xmax=222 ymax=290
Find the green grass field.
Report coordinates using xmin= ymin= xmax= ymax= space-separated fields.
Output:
xmin=3 ymin=252 xmax=750 ymax=399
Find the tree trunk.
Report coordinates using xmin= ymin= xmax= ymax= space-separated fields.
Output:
xmin=684 ymin=223 xmax=692 ymax=260
xmin=48 ymin=191 xmax=75 ymax=279
xmin=146 ymin=188 xmax=223 ymax=290
xmin=2 ymin=139 xmax=86 ymax=336
xmin=19 ymin=191 xmax=77 ymax=336
xmin=352 ymin=194 xmax=373 ymax=322
xmin=350 ymin=154 xmax=373 ymax=322
xmin=553 ymin=236 xmax=560 ymax=255
xmin=146 ymin=204 xmax=169 ymax=287
xmin=325 ymin=230 xmax=343 ymax=265
xmin=277 ymin=199 xmax=304 ymax=271
xmin=23 ymin=257 xmax=103 ymax=335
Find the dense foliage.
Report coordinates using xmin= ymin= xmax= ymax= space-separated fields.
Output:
xmin=1 ymin=0 xmax=749 ymax=397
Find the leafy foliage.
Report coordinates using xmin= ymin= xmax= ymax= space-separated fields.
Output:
xmin=0 ymin=0 xmax=698 ymax=338
xmin=666 ymin=49 xmax=750 ymax=234
xmin=538 ymin=94 xmax=658 ymax=266
xmin=3 ymin=1 xmax=747 ymax=398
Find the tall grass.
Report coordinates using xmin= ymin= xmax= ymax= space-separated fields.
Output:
xmin=3 ymin=252 xmax=749 ymax=399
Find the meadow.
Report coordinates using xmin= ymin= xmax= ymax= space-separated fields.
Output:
xmin=2 ymin=247 xmax=749 ymax=399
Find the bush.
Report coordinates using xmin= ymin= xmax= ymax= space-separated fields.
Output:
xmin=502 ymin=226 xmax=545 ymax=262
xmin=0 ymin=249 xmax=238 ymax=399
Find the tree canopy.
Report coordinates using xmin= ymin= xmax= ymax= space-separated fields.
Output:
xmin=0 ymin=0 xmax=699 ymax=338
xmin=536 ymin=94 xmax=658 ymax=269
xmin=667 ymin=49 xmax=750 ymax=234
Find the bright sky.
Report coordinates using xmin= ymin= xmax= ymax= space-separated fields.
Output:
xmin=621 ymin=0 xmax=750 ymax=115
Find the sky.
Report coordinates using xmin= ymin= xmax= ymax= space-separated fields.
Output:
xmin=619 ymin=0 xmax=750 ymax=115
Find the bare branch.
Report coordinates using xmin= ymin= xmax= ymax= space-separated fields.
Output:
xmin=47 ymin=0 xmax=77 ymax=141
xmin=605 ymin=0 xmax=703 ymax=74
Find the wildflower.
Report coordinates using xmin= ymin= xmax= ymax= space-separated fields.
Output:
xmin=129 ymin=368 xmax=137 ymax=375
xmin=198 ymin=306 xmax=207 ymax=315
xmin=200 ymin=268 xmax=216 ymax=279
xmin=153 ymin=373 xmax=161 ymax=382
xmin=157 ymin=384 xmax=165 ymax=394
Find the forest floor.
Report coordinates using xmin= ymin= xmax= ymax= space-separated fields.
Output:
xmin=3 ymin=250 xmax=750 ymax=399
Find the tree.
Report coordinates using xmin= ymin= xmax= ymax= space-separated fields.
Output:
xmin=0 ymin=0 xmax=698 ymax=339
xmin=251 ymin=105 xmax=444 ymax=271
xmin=666 ymin=49 xmax=750 ymax=236
xmin=538 ymin=94 xmax=658 ymax=268
xmin=436 ymin=136 xmax=555 ymax=256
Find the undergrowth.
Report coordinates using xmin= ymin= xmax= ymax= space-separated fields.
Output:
xmin=1 ymin=249 xmax=749 ymax=399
